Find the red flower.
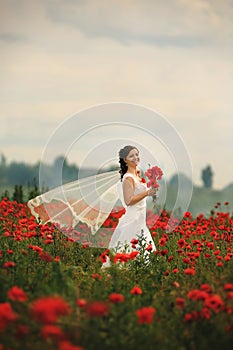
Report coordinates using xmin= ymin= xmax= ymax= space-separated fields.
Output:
xmin=184 ymin=211 xmax=192 ymax=219
xmin=91 ymin=273 xmax=102 ymax=280
xmin=200 ymin=307 xmax=211 ymax=319
xmin=184 ymin=313 xmax=192 ymax=323
xmin=160 ymin=249 xmax=168 ymax=256
xmin=0 ymin=302 xmax=18 ymax=331
xmin=7 ymin=286 xmax=27 ymax=302
xmin=187 ymin=290 xmax=208 ymax=301
xmin=145 ymin=166 xmax=163 ymax=189
xmin=177 ymin=239 xmax=186 ymax=248
xmin=146 ymin=244 xmax=153 ymax=251
xmin=130 ymin=286 xmax=143 ymax=295
xmin=109 ymin=293 xmax=125 ymax=304
xmin=184 ymin=311 xmax=199 ymax=322
xmin=39 ymin=252 xmax=53 ymax=262
xmin=224 ymin=283 xmax=233 ymax=291
xmin=130 ymin=238 xmax=138 ymax=244
xmin=159 ymin=237 xmax=167 ymax=246
xmin=129 ymin=251 xmax=139 ymax=259
xmin=200 ymin=284 xmax=212 ymax=294
xmin=172 ymin=268 xmax=179 ymax=274
xmin=3 ymin=261 xmax=15 ymax=268
xmin=86 ymin=301 xmax=109 ymax=317
xmin=183 ymin=258 xmax=191 ymax=265
xmin=114 ymin=252 xmax=131 ymax=263
xmin=31 ymin=296 xmax=71 ymax=324
xmin=136 ymin=306 xmax=156 ymax=324
xmin=204 ymin=294 xmax=224 ymax=313
xmin=76 ymin=298 xmax=87 ymax=308
xmin=184 ymin=267 xmax=196 ymax=275
xmin=58 ymin=340 xmax=84 ymax=350
xmin=173 ymin=281 xmax=180 ymax=288
xmin=40 ymin=324 xmax=64 ymax=340
xmin=176 ymin=297 xmax=185 ymax=309
xmin=99 ymin=249 xmax=109 ymax=263
xmin=16 ymin=324 xmax=29 ymax=338
xmin=227 ymin=292 xmax=233 ymax=299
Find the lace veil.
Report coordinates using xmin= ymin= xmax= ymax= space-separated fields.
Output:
xmin=27 ymin=170 xmax=123 ymax=247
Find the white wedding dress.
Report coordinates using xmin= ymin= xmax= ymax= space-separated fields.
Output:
xmin=102 ymin=173 xmax=156 ymax=267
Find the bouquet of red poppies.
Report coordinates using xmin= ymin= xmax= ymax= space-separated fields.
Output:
xmin=145 ymin=165 xmax=163 ymax=202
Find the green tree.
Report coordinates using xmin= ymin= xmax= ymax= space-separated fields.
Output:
xmin=12 ymin=184 xmax=24 ymax=202
xmin=0 ymin=153 xmax=7 ymax=186
xmin=201 ymin=165 xmax=214 ymax=189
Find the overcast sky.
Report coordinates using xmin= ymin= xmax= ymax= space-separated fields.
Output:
xmin=1 ymin=0 xmax=233 ymax=189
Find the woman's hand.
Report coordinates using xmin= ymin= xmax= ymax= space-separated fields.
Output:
xmin=147 ymin=188 xmax=157 ymax=197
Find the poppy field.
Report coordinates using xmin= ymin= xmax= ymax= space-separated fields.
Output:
xmin=0 ymin=197 xmax=233 ymax=350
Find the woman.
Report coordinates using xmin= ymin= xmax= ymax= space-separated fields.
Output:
xmin=102 ymin=145 xmax=157 ymax=268
xmin=27 ymin=145 xmax=157 ymax=258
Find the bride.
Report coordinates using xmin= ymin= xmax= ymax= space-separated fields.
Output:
xmin=27 ymin=145 xmax=157 ymax=262
xmin=102 ymin=145 xmax=157 ymax=267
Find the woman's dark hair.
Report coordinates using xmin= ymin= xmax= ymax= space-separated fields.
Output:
xmin=119 ymin=145 xmax=139 ymax=181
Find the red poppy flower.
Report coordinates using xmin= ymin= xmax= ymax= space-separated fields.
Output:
xmin=173 ymin=281 xmax=180 ymax=288
xmin=3 ymin=261 xmax=15 ymax=268
xmin=184 ymin=267 xmax=196 ymax=275
xmin=145 ymin=166 xmax=163 ymax=189
xmin=227 ymin=292 xmax=233 ymax=299
xmin=129 ymin=251 xmax=140 ymax=259
xmin=130 ymin=286 xmax=143 ymax=295
xmin=58 ymin=340 xmax=84 ymax=350
xmin=188 ymin=290 xmax=208 ymax=301
xmin=204 ymin=294 xmax=224 ymax=313
xmin=31 ymin=296 xmax=71 ymax=324
xmin=136 ymin=306 xmax=156 ymax=324
xmin=0 ymin=302 xmax=18 ymax=331
xmin=76 ymin=299 xmax=87 ymax=308
xmin=40 ymin=324 xmax=65 ymax=340
xmin=109 ymin=293 xmax=125 ymax=304
xmin=172 ymin=268 xmax=179 ymax=274
xmin=7 ymin=286 xmax=27 ymax=302
xmin=224 ymin=283 xmax=233 ymax=291
xmin=159 ymin=237 xmax=167 ymax=246
xmin=130 ymin=238 xmax=138 ymax=244
xmin=86 ymin=301 xmax=109 ymax=317
xmin=200 ymin=307 xmax=211 ymax=319
xmin=175 ymin=298 xmax=184 ymax=310
xmin=146 ymin=244 xmax=153 ymax=251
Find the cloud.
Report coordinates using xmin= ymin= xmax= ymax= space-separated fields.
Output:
xmin=44 ymin=0 xmax=233 ymax=48
xmin=1 ymin=0 xmax=233 ymax=49
xmin=0 ymin=0 xmax=233 ymax=189
xmin=0 ymin=33 xmax=27 ymax=43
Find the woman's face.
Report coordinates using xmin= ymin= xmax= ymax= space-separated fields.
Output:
xmin=125 ymin=148 xmax=140 ymax=166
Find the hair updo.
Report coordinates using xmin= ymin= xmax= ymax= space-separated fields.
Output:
xmin=118 ymin=145 xmax=139 ymax=181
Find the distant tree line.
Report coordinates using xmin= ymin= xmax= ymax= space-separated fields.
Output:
xmin=0 ymin=154 xmax=80 ymax=188
xmin=0 ymin=153 xmax=216 ymax=191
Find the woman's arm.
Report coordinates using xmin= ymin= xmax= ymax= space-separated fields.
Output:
xmin=123 ymin=178 xmax=149 ymax=206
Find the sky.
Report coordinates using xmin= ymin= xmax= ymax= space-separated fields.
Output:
xmin=1 ymin=0 xmax=233 ymax=190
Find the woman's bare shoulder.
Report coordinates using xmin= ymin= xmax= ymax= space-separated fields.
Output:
xmin=123 ymin=173 xmax=135 ymax=180
xmin=123 ymin=174 xmax=135 ymax=185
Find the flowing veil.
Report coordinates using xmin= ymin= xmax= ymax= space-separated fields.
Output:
xmin=27 ymin=170 xmax=122 ymax=247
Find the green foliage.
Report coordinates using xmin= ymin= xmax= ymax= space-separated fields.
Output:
xmin=201 ymin=165 xmax=214 ymax=189
xmin=0 ymin=199 xmax=233 ymax=350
